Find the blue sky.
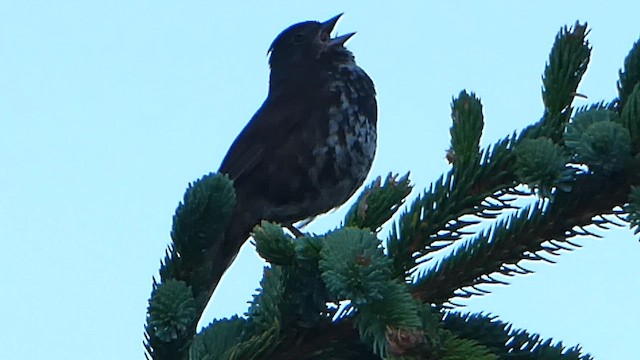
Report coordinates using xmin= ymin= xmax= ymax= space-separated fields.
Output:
xmin=1 ymin=2 xmax=639 ymax=359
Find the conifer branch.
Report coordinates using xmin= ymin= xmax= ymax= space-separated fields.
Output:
xmin=143 ymin=22 xmax=640 ymax=360
xmin=443 ymin=312 xmax=593 ymax=360
xmin=412 ymin=169 xmax=639 ymax=304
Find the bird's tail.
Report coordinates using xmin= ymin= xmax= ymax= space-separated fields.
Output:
xmin=201 ymin=201 xmax=259 ymax=301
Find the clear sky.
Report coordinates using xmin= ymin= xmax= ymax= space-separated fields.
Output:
xmin=2 ymin=1 xmax=639 ymax=359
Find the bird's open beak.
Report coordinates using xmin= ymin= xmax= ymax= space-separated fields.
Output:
xmin=321 ymin=13 xmax=356 ymax=47
xmin=321 ymin=13 xmax=343 ymax=33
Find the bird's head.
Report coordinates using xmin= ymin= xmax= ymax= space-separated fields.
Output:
xmin=268 ymin=13 xmax=355 ymax=69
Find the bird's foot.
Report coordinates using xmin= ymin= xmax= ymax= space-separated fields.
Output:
xmin=285 ymin=224 xmax=306 ymax=238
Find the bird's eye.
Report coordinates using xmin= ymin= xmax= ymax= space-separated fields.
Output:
xmin=293 ymin=33 xmax=306 ymax=44
xmin=319 ymin=32 xmax=329 ymax=43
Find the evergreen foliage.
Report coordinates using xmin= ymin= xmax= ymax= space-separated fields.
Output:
xmin=145 ymin=23 xmax=640 ymax=359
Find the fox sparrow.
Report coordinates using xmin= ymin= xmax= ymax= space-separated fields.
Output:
xmin=218 ymin=14 xmax=377 ymax=261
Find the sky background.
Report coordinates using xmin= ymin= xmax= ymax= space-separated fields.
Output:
xmin=2 ymin=1 xmax=639 ymax=359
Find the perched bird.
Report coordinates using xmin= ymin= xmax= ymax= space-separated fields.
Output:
xmin=218 ymin=13 xmax=377 ymax=266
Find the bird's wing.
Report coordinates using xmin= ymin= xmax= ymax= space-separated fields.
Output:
xmin=218 ymin=93 xmax=309 ymax=181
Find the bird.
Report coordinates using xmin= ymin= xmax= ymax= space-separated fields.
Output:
xmin=217 ymin=13 xmax=377 ymax=271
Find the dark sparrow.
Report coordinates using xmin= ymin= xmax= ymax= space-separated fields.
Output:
xmin=218 ymin=13 xmax=377 ymax=268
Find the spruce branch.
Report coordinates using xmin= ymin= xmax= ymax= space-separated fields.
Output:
xmin=388 ymin=22 xmax=592 ymax=280
xmin=564 ymin=108 xmax=631 ymax=175
xmin=143 ymin=22 xmax=640 ymax=360
xmin=442 ymin=312 xmax=593 ymax=360
xmin=449 ymin=91 xmax=485 ymax=167
xmin=387 ymin=133 xmax=519 ymax=278
xmin=145 ymin=173 xmax=237 ymax=360
xmin=412 ymin=170 xmax=638 ymax=305
xmin=514 ymin=137 xmax=573 ymax=195
xmin=617 ymin=38 xmax=640 ymax=111
xmin=624 ymin=186 xmax=640 ymax=235
xmin=253 ymin=222 xmax=296 ymax=265
xmin=225 ymin=266 xmax=285 ymax=360
xmin=620 ymin=84 xmax=640 ymax=152
xmin=320 ymin=228 xmax=393 ymax=305
xmin=189 ymin=316 xmax=246 ymax=360
xmin=541 ymin=22 xmax=591 ymax=142
xmin=345 ymin=173 xmax=413 ymax=231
